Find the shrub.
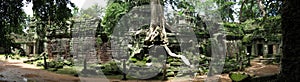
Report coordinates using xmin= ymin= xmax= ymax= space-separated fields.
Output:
xmin=229 ymin=72 xmax=250 ymax=82
xmin=36 ymin=62 xmax=43 ymax=66
xmin=223 ymin=56 xmax=249 ymax=73
xmin=56 ymin=68 xmax=79 ymax=76
xmin=63 ymin=60 xmax=74 ymax=66
xmin=47 ymin=61 xmax=64 ymax=69
xmin=47 ymin=61 xmax=56 ymax=68
xmin=100 ymin=61 xmax=122 ymax=75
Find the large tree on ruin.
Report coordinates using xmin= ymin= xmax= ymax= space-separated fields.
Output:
xmin=103 ymin=0 xmax=195 ymax=67
xmin=142 ymin=0 xmax=193 ymax=67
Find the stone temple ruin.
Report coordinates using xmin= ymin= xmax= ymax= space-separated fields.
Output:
xmin=9 ymin=18 xmax=112 ymax=64
xmin=10 ymin=14 xmax=281 ymax=65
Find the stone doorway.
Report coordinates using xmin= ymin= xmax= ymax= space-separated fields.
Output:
xmin=268 ymin=45 xmax=273 ymax=55
xmin=257 ymin=44 xmax=263 ymax=56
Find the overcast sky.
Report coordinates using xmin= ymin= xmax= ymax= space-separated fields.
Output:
xmin=22 ymin=0 xmax=239 ymax=22
xmin=22 ymin=0 xmax=108 ymax=17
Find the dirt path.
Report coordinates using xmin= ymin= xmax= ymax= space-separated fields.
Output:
xmin=0 ymin=58 xmax=177 ymax=82
xmin=0 ymin=56 xmax=279 ymax=82
xmin=193 ymin=58 xmax=280 ymax=82
xmin=0 ymin=59 xmax=82 ymax=82
xmin=244 ymin=58 xmax=280 ymax=77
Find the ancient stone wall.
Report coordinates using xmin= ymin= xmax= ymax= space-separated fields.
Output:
xmin=71 ymin=18 xmax=103 ymax=64
xmin=49 ymin=38 xmax=70 ymax=60
xmin=226 ymin=40 xmax=242 ymax=57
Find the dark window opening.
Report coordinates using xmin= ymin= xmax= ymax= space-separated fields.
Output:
xmin=268 ymin=45 xmax=273 ymax=54
xmin=257 ymin=44 xmax=263 ymax=56
xmin=30 ymin=46 xmax=34 ymax=54
xmin=247 ymin=46 xmax=252 ymax=55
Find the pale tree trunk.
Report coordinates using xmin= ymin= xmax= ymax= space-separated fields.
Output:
xmin=145 ymin=0 xmax=192 ymax=67
xmin=146 ymin=0 xmax=167 ymax=43
xmin=280 ymin=0 xmax=300 ymax=81
xmin=256 ymin=0 xmax=266 ymax=17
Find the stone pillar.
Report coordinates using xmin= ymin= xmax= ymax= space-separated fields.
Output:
xmin=251 ymin=44 xmax=255 ymax=56
xmin=271 ymin=45 xmax=275 ymax=57
xmin=47 ymin=41 xmax=53 ymax=59
xmin=275 ymin=44 xmax=280 ymax=56
xmin=44 ymin=42 xmax=48 ymax=53
xmin=263 ymin=44 xmax=268 ymax=57
xmin=33 ymin=42 xmax=36 ymax=55
xmin=273 ymin=44 xmax=277 ymax=55
xmin=36 ymin=40 xmax=39 ymax=54
xmin=253 ymin=44 xmax=257 ymax=56
xmin=26 ymin=45 xmax=30 ymax=56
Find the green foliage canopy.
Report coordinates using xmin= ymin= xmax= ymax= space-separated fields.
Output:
xmin=0 ymin=0 xmax=27 ymax=50
xmin=101 ymin=1 xmax=130 ymax=36
xmin=26 ymin=0 xmax=75 ymax=39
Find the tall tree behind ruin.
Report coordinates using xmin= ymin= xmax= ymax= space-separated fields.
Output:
xmin=0 ymin=0 xmax=26 ymax=56
xmin=26 ymin=0 xmax=75 ymax=59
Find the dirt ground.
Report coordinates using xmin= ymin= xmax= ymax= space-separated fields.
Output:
xmin=193 ymin=58 xmax=280 ymax=82
xmin=0 ymin=59 xmax=81 ymax=82
xmin=0 ymin=57 xmax=279 ymax=82
xmin=0 ymin=57 xmax=184 ymax=82
xmin=244 ymin=58 xmax=280 ymax=77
